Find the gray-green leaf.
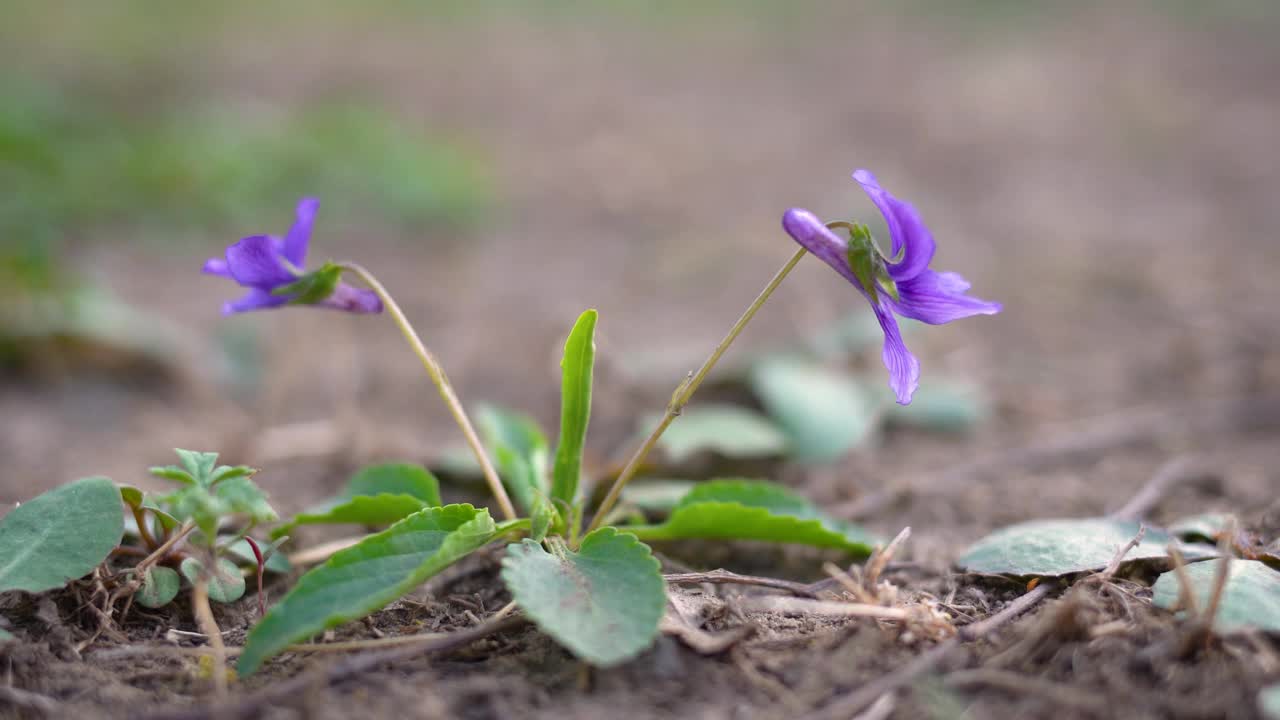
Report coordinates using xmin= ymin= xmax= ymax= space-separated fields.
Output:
xmin=1260 ymin=683 xmax=1280 ymax=720
xmin=750 ymin=358 xmax=879 ymax=462
xmin=135 ymin=566 xmax=181 ymax=608
xmin=551 ymin=309 xmax=596 ymax=506
xmin=502 ymin=529 xmax=665 ymax=667
xmin=0 ymin=476 xmax=123 ymax=594
xmin=478 ymin=406 xmax=549 ymax=514
xmin=624 ymin=479 xmax=879 ymax=556
xmin=238 ymin=504 xmax=499 ymax=675
xmin=180 ymin=557 xmax=246 ymax=603
xmin=958 ymin=518 xmax=1186 ymax=577
xmin=1152 ymin=559 xmax=1280 ymax=633
xmin=884 ymin=380 xmax=988 ymax=432
xmin=0 ymin=627 xmax=14 ymax=642
xmin=223 ymin=538 xmax=292 ymax=574
xmin=654 ymin=405 xmax=788 ymax=464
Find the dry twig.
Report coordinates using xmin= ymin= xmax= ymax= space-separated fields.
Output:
xmin=664 ymin=570 xmax=820 ymax=598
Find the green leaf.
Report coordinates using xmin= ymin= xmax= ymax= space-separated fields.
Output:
xmin=478 ymin=405 xmax=549 ymax=514
xmin=750 ymin=358 xmax=879 ymax=462
xmin=118 ymin=484 xmax=144 ymax=509
xmin=0 ymin=627 xmax=13 ymax=642
xmin=0 ymin=476 xmax=124 ymax=593
xmin=624 ymin=479 xmax=879 ymax=555
xmin=180 ymin=557 xmax=246 ymax=603
xmin=529 ymin=493 xmax=554 ymax=543
xmin=551 ymin=309 xmax=597 ymax=506
xmin=175 ymin=449 xmax=219 ymax=486
xmin=1152 ymin=559 xmax=1280 ymax=633
xmin=135 ymin=566 xmax=181 ymax=608
xmin=502 ymin=529 xmax=665 ymax=667
xmin=1260 ymin=683 xmax=1280 ymax=720
xmin=238 ymin=504 xmax=498 ymax=676
xmin=654 ymin=405 xmax=788 ymax=463
xmin=213 ymin=476 xmax=278 ymax=524
xmin=271 ymin=494 xmax=429 ymax=540
xmin=884 ymin=380 xmax=988 ymax=432
xmin=343 ymin=463 xmax=442 ymax=506
xmin=957 ymin=518 xmax=1191 ymax=577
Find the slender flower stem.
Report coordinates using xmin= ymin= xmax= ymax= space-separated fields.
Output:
xmin=338 ymin=262 xmax=517 ymax=522
xmin=586 ymin=247 xmax=808 ymax=536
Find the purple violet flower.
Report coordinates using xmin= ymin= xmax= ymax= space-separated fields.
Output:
xmin=202 ymin=198 xmax=382 ymax=315
xmin=782 ymin=169 xmax=1000 ymax=405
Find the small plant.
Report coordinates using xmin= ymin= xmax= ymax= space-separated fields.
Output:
xmin=0 ymin=168 xmax=1005 ymax=683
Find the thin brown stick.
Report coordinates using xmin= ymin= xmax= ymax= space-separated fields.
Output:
xmin=144 ymin=615 xmax=527 ymax=720
xmin=664 ymin=570 xmax=820 ymax=598
xmin=1166 ymin=543 xmax=1202 ymax=615
xmin=806 ymin=583 xmax=1055 ymax=719
xmin=740 ymin=596 xmax=910 ymax=620
xmin=1096 ymin=525 xmax=1147 ymax=580
xmin=1108 ymin=457 xmax=1208 ymax=522
xmin=864 ymin=527 xmax=911 ymax=590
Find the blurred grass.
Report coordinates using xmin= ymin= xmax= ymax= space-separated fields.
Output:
xmin=0 ymin=79 xmax=492 ymax=259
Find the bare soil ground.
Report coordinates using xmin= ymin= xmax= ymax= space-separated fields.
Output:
xmin=2 ymin=4 xmax=1279 ymax=718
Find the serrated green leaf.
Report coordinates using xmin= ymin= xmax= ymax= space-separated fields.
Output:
xmin=654 ymin=405 xmax=788 ymax=463
xmin=209 ymin=465 xmax=256 ymax=486
xmin=343 ymin=463 xmax=442 ymax=506
xmin=223 ymin=538 xmax=291 ymax=574
xmin=623 ymin=479 xmax=879 ymax=555
xmin=135 ymin=566 xmax=181 ymax=608
xmin=213 ymin=476 xmax=277 ymax=524
xmin=1260 ymin=683 xmax=1280 ymax=720
xmin=884 ymin=380 xmax=988 ymax=432
xmin=0 ymin=477 xmax=123 ymax=593
xmin=174 ymin=450 xmax=219 ymax=486
xmin=751 ymin=359 xmax=879 ymax=462
xmin=180 ymin=557 xmax=246 ymax=603
xmin=502 ymin=529 xmax=665 ymax=667
xmin=551 ymin=309 xmax=596 ymax=506
xmin=238 ymin=504 xmax=499 ymax=676
xmin=958 ymin=518 xmax=1188 ymax=577
xmin=271 ymin=494 xmax=429 ymax=540
xmin=478 ymin=406 xmax=548 ymax=514
xmin=1152 ymin=559 xmax=1280 ymax=634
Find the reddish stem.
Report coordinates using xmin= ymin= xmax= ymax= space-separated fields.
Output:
xmin=131 ymin=506 xmax=158 ymax=550
xmin=244 ymin=536 xmax=268 ymax=618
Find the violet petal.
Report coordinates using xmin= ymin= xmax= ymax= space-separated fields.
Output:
xmin=282 ymin=197 xmax=319 ymax=268
xmin=870 ymin=300 xmax=920 ymax=405
xmin=222 ymin=288 xmax=291 ymax=315
xmin=889 ymin=269 xmax=1002 ymax=325
xmin=224 ymin=235 xmax=297 ymax=290
xmin=852 ymin=169 xmax=935 ymax=282
xmin=318 ymin=283 xmax=384 ymax=314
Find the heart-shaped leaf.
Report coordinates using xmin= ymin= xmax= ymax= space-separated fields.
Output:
xmin=958 ymin=518 xmax=1190 ymax=577
xmin=623 ymin=479 xmax=879 ymax=555
xmin=135 ymin=566 xmax=181 ymax=608
xmin=238 ymin=504 xmax=501 ymax=675
xmin=654 ymin=405 xmax=788 ymax=464
xmin=0 ymin=476 xmax=123 ymax=594
xmin=551 ymin=309 xmax=597 ymax=506
xmin=180 ymin=557 xmax=246 ymax=603
xmin=502 ymin=528 xmax=665 ymax=667
xmin=750 ymin=359 xmax=879 ymax=462
xmin=1152 ymin=559 xmax=1280 ymax=633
